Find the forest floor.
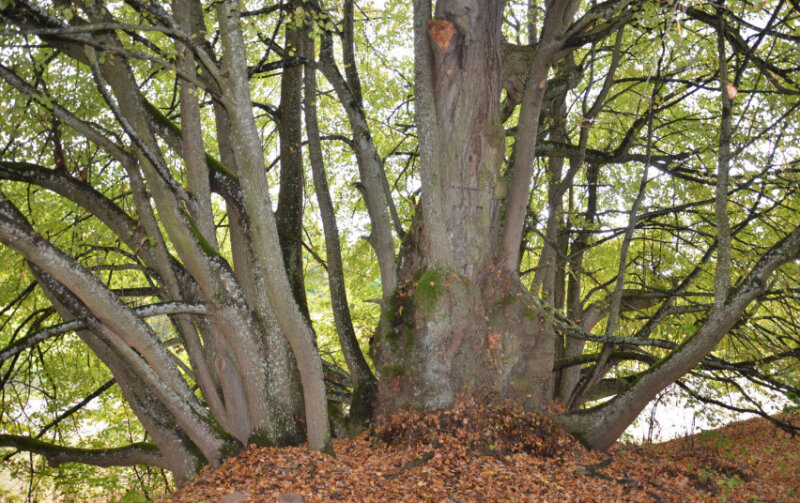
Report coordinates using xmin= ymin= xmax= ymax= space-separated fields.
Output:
xmin=161 ymin=400 xmax=800 ymax=503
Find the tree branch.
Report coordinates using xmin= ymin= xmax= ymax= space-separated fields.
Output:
xmin=558 ymin=223 xmax=800 ymax=449
xmin=0 ymin=302 xmax=208 ymax=365
xmin=0 ymin=435 xmax=169 ymax=469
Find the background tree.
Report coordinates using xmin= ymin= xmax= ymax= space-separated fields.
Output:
xmin=0 ymin=0 xmax=798 ymax=497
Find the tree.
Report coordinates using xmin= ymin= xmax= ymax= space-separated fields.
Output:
xmin=0 ymin=0 xmax=798 ymax=493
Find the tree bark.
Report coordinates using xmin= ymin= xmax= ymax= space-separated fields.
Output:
xmin=0 ymin=435 xmax=168 ymax=470
xmin=33 ymin=270 xmax=209 ymax=484
xmin=276 ymin=13 xmax=311 ymax=321
xmin=304 ymin=37 xmax=378 ymax=429
xmin=319 ymin=29 xmax=398 ymax=299
xmin=216 ymin=0 xmax=331 ymax=453
xmin=374 ymin=0 xmax=565 ymax=414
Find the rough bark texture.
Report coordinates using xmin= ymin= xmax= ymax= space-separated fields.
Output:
xmin=373 ymin=0 xmax=570 ymax=416
xmin=374 ymin=264 xmax=554 ymax=412
xmin=427 ymin=2 xmax=506 ymax=277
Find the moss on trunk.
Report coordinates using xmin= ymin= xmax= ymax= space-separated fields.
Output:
xmin=373 ymin=266 xmax=556 ymax=416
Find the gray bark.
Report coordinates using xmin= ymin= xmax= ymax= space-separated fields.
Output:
xmin=714 ymin=4 xmax=732 ymax=308
xmin=500 ymin=0 xmax=581 ymax=269
xmin=374 ymin=0 xmax=563 ymax=414
xmin=1 ymin=0 xmax=307 ymax=453
xmin=304 ymin=37 xmax=377 ymax=426
xmin=33 ymin=271 xmax=208 ymax=483
xmin=319 ymin=31 xmax=398 ymax=298
xmin=0 ymin=301 xmax=207 ymax=364
xmin=83 ymin=12 xmax=298 ymax=447
xmin=411 ymin=0 xmax=452 ymax=267
xmin=0 ymin=194 xmax=232 ymax=465
xmin=212 ymin=99 xmax=306 ymax=441
xmin=216 ymin=0 xmax=331 ymax=453
xmin=0 ymin=435 xmax=168 ymax=470
xmin=173 ymin=0 xmax=219 ymax=250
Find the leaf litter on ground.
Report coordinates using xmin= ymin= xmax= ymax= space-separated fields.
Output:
xmin=160 ymin=400 xmax=799 ymax=502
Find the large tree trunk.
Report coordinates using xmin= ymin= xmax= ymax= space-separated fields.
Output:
xmin=373 ymin=0 xmax=571 ymax=414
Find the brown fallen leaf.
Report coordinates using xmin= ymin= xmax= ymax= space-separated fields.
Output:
xmin=159 ymin=403 xmax=800 ymax=503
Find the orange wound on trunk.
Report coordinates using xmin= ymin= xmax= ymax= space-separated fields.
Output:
xmin=427 ymin=19 xmax=456 ymax=52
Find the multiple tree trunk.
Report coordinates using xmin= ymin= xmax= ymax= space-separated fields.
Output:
xmin=0 ymin=0 xmax=798 ymax=488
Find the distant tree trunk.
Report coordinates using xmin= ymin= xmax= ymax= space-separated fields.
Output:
xmin=304 ymin=37 xmax=378 ymax=429
xmin=277 ymin=14 xmax=311 ymax=322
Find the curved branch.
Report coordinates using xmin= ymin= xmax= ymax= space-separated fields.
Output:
xmin=0 ymin=160 xmax=160 ymax=270
xmin=29 ymin=265 xmax=231 ymax=467
xmin=564 ymin=0 xmax=637 ymax=44
xmin=318 ymin=28 xmax=397 ymax=297
xmin=142 ymin=101 xmax=243 ymax=203
xmin=0 ymin=302 xmax=208 ymax=365
xmin=0 ymin=194 xmax=219 ymax=438
xmin=685 ymin=6 xmax=798 ymax=91
xmin=558 ymin=223 xmax=800 ymax=449
xmin=534 ymin=140 xmax=694 ymax=168
xmin=0 ymin=435 xmax=168 ymax=469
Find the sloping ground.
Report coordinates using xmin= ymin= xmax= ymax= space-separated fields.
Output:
xmin=162 ymin=402 xmax=799 ymax=503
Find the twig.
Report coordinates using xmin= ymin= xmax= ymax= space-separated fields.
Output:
xmin=385 ymin=452 xmax=434 ymax=481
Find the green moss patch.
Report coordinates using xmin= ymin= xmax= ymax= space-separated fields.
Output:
xmin=413 ymin=268 xmax=445 ymax=313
